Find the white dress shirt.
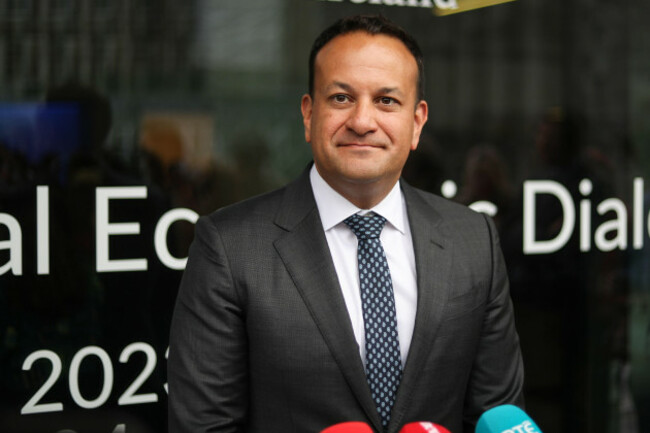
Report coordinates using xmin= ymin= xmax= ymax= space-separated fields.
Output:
xmin=309 ymin=165 xmax=417 ymax=366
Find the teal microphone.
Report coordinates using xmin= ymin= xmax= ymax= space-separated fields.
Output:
xmin=475 ymin=405 xmax=542 ymax=433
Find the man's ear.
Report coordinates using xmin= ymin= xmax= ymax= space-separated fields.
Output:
xmin=301 ymin=94 xmax=313 ymax=143
xmin=410 ymin=100 xmax=428 ymax=151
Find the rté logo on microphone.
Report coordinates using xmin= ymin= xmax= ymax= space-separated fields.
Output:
xmin=501 ymin=420 xmax=540 ymax=433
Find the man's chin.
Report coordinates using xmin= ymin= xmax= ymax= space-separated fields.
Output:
xmin=317 ymin=162 xmax=398 ymax=188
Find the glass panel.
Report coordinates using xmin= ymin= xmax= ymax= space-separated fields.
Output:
xmin=1 ymin=1 xmax=648 ymax=432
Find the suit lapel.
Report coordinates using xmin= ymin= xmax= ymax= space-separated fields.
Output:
xmin=388 ymin=181 xmax=454 ymax=433
xmin=272 ymin=169 xmax=383 ymax=431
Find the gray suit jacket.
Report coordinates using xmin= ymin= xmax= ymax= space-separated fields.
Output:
xmin=168 ymin=167 xmax=524 ymax=433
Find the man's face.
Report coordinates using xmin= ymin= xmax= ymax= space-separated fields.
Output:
xmin=301 ymin=31 xmax=428 ymax=197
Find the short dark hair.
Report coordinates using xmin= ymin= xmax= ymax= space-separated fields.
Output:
xmin=308 ymin=14 xmax=425 ymax=101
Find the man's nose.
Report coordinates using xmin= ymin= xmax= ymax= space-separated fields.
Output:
xmin=345 ymin=100 xmax=377 ymax=136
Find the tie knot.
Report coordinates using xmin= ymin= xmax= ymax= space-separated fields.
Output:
xmin=344 ymin=213 xmax=386 ymax=240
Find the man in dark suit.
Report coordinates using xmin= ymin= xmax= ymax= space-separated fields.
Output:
xmin=168 ymin=15 xmax=524 ymax=433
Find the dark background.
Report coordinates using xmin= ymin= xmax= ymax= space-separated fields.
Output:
xmin=1 ymin=1 xmax=649 ymax=432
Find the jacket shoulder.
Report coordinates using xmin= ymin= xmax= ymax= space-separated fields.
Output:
xmin=406 ymin=185 xmax=487 ymax=225
xmin=208 ymin=186 xmax=286 ymax=222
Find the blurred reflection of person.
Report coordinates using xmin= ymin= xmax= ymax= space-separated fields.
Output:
xmin=456 ymin=143 xmax=513 ymax=231
xmin=168 ymin=14 xmax=523 ymax=433
xmin=500 ymin=107 xmax=628 ymax=432
xmin=231 ymin=131 xmax=281 ymax=200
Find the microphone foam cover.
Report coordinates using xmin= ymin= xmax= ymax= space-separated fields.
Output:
xmin=320 ymin=421 xmax=374 ymax=433
xmin=399 ymin=421 xmax=452 ymax=433
xmin=475 ymin=405 xmax=542 ymax=433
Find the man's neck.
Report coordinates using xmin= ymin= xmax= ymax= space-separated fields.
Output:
xmin=332 ymin=181 xmax=395 ymax=209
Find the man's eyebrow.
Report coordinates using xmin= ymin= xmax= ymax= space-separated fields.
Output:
xmin=327 ymin=82 xmax=404 ymax=97
xmin=328 ymin=81 xmax=354 ymax=92
xmin=378 ymin=87 xmax=403 ymax=96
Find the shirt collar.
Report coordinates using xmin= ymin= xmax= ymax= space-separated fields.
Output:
xmin=309 ymin=164 xmax=406 ymax=234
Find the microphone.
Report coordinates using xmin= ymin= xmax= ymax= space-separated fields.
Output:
xmin=320 ymin=421 xmax=374 ymax=433
xmin=475 ymin=405 xmax=542 ymax=433
xmin=399 ymin=421 xmax=451 ymax=433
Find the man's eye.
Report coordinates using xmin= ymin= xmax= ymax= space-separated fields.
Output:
xmin=332 ymin=94 xmax=349 ymax=103
xmin=379 ymin=97 xmax=396 ymax=105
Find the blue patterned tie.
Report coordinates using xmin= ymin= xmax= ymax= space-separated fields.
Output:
xmin=344 ymin=213 xmax=402 ymax=430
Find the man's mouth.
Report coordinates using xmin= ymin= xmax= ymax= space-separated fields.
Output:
xmin=338 ymin=142 xmax=384 ymax=149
